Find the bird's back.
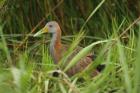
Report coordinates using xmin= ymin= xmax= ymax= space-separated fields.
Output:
xmin=56 ymin=44 xmax=99 ymax=76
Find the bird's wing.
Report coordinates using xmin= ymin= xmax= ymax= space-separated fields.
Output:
xmin=61 ymin=45 xmax=98 ymax=76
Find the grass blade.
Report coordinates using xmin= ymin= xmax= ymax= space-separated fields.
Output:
xmin=64 ymin=39 xmax=111 ymax=72
xmin=117 ymin=39 xmax=132 ymax=93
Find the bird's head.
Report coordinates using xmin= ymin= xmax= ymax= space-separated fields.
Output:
xmin=34 ymin=21 xmax=60 ymax=37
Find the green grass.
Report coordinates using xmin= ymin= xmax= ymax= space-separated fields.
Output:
xmin=0 ymin=0 xmax=140 ymax=93
xmin=0 ymin=17 xmax=140 ymax=93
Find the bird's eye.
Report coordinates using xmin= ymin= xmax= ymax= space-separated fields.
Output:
xmin=49 ymin=25 xmax=53 ymax=28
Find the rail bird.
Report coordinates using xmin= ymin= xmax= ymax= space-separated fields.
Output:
xmin=34 ymin=21 xmax=99 ymax=76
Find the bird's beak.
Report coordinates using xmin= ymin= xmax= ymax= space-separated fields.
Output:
xmin=33 ymin=27 xmax=48 ymax=37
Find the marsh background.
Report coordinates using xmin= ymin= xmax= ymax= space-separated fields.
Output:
xmin=0 ymin=0 xmax=140 ymax=93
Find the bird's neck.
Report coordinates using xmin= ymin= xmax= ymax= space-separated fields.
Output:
xmin=50 ymin=31 xmax=62 ymax=64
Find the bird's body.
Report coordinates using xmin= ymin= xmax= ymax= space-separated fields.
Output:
xmin=34 ymin=21 xmax=99 ymax=76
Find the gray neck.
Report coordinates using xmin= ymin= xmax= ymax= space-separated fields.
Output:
xmin=50 ymin=33 xmax=57 ymax=48
xmin=50 ymin=33 xmax=57 ymax=64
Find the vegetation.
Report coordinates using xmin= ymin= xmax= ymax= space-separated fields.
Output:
xmin=0 ymin=0 xmax=140 ymax=93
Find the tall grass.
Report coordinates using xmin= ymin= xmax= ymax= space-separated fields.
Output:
xmin=0 ymin=0 xmax=140 ymax=93
xmin=0 ymin=16 xmax=139 ymax=93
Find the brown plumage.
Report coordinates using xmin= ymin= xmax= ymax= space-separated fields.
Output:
xmin=34 ymin=21 xmax=99 ymax=76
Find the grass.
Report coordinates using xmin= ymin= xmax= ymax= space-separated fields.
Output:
xmin=0 ymin=17 xmax=140 ymax=93
xmin=0 ymin=0 xmax=140 ymax=93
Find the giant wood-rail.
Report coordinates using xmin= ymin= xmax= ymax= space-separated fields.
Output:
xmin=34 ymin=21 xmax=99 ymax=76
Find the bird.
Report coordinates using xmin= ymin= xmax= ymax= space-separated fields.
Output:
xmin=34 ymin=21 xmax=99 ymax=77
